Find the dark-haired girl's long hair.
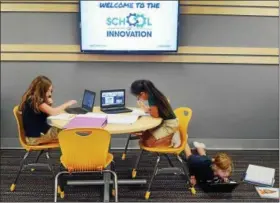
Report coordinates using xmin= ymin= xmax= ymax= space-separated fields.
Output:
xmin=131 ymin=80 xmax=174 ymax=118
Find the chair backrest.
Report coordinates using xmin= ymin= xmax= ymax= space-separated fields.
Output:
xmin=13 ymin=106 xmax=29 ymax=149
xmin=174 ymin=107 xmax=192 ymax=148
xmin=58 ymin=128 xmax=111 ymax=171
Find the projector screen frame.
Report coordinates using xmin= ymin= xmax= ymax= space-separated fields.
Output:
xmin=78 ymin=0 xmax=180 ymax=54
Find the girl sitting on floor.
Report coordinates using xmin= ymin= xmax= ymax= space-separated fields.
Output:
xmin=184 ymin=141 xmax=234 ymax=186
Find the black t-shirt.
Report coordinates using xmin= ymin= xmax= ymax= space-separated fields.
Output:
xmin=22 ymin=99 xmax=50 ymax=137
xmin=188 ymin=155 xmax=214 ymax=183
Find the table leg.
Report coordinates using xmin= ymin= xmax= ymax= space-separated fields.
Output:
xmin=103 ymin=169 xmax=111 ymax=202
xmin=103 ymin=143 xmax=112 ymax=202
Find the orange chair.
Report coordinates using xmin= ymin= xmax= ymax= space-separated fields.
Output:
xmin=10 ymin=106 xmax=60 ymax=192
xmin=132 ymin=107 xmax=193 ymax=199
xmin=54 ymin=128 xmax=118 ymax=202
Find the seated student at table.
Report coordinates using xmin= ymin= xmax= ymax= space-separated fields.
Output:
xmin=19 ymin=75 xmax=77 ymax=146
xmin=184 ymin=141 xmax=234 ymax=186
xmin=130 ymin=79 xmax=179 ymax=147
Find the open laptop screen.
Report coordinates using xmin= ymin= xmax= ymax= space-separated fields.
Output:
xmin=82 ymin=90 xmax=96 ymax=111
xmin=101 ymin=90 xmax=125 ymax=108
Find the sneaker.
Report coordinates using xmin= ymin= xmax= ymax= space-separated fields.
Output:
xmin=193 ymin=141 xmax=206 ymax=149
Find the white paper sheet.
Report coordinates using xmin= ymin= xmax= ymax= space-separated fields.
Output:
xmin=76 ymin=113 xmax=107 ymax=119
xmin=48 ymin=113 xmax=75 ymax=121
xmin=107 ymin=114 xmax=139 ymax=124
xmin=130 ymin=109 xmax=150 ymax=116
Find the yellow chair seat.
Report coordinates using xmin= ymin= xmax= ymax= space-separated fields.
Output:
xmin=139 ymin=141 xmax=184 ymax=155
xmin=61 ymin=153 xmax=114 ymax=171
xmin=24 ymin=142 xmax=60 ymax=151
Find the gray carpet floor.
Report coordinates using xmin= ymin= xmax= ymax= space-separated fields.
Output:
xmin=0 ymin=149 xmax=279 ymax=202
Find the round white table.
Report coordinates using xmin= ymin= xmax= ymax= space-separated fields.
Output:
xmin=48 ymin=107 xmax=162 ymax=134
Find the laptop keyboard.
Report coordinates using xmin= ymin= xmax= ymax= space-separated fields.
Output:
xmin=102 ymin=108 xmax=132 ymax=114
xmin=65 ymin=108 xmax=87 ymax=114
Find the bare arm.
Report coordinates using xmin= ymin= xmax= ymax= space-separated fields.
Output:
xmin=39 ymin=100 xmax=77 ymax=116
xmin=137 ymin=100 xmax=159 ymax=118
xmin=149 ymin=106 xmax=159 ymax=118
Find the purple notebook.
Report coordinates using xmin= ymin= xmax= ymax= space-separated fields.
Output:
xmin=63 ymin=117 xmax=107 ymax=129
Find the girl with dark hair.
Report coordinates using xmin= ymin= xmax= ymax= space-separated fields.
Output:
xmin=130 ymin=80 xmax=179 ymax=147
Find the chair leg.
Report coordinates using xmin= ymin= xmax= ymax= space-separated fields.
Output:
xmin=58 ymin=174 xmax=67 ymax=198
xmin=45 ymin=150 xmax=55 ymax=177
xmin=132 ymin=149 xmax=143 ymax=178
xmin=122 ymin=134 xmax=132 ymax=160
xmin=57 ymin=163 xmax=65 ymax=194
xmin=108 ymin=170 xmax=119 ymax=202
xmin=10 ymin=151 xmax=30 ymax=192
xmin=54 ymin=173 xmax=59 ymax=202
xmin=176 ymin=155 xmax=189 ymax=184
xmin=177 ymin=155 xmax=196 ymax=194
xmin=145 ymin=154 xmax=161 ymax=200
xmin=35 ymin=150 xmax=44 ymax=162
xmin=31 ymin=150 xmax=44 ymax=172
xmin=164 ymin=154 xmax=174 ymax=167
xmin=54 ymin=171 xmax=68 ymax=202
xmin=57 ymin=163 xmax=67 ymax=196
xmin=109 ymin=161 xmax=118 ymax=199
